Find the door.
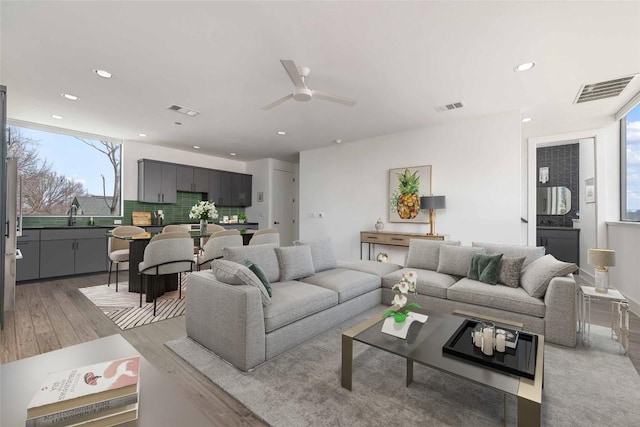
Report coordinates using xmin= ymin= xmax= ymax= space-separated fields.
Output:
xmin=75 ymin=238 xmax=108 ymax=274
xmin=273 ymin=169 xmax=295 ymax=246
xmin=160 ymin=163 xmax=177 ymax=203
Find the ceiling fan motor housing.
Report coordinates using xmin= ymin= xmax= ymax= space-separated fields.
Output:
xmin=293 ymin=87 xmax=313 ymax=102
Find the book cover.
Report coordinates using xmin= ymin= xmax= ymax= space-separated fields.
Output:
xmin=27 ymin=356 xmax=140 ymax=419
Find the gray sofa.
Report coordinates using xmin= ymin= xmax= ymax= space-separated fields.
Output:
xmin=186 ymin=238 xmax=577 ymax=372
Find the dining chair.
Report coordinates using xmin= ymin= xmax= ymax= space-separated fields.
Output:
xmin=138 ymin=232 xmax=195 ymax=316
xmin=199 ymin=224 xmax=225 ymax=247
xmin=108 ymin=225 xmax=146 ymax=292
xmin=196 ymin=229 xmax=243 ymax=270
xmin=162 ymin=224 xmax=188 ymax=233
xmin=249 ymin=228 xmax=280 ymax=246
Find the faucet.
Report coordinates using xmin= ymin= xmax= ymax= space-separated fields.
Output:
xmin=68 ymin=204 xmax=77 ymax=226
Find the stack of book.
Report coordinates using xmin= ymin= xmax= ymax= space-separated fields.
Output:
xmin=25 ymin=356 xmax=140 ymax=427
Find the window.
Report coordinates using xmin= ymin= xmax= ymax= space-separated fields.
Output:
xmin=7 ymin=123 xmax=122 ymax=216
xmin=621 ymin=102 xmax=640 ymax=221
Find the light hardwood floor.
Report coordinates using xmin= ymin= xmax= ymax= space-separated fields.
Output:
xmin=2 ymin=273 xmax=639 ymax=426
xmin=0 ymin=273 xmax=267 ymax=427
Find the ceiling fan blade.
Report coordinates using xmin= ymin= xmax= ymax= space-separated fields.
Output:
xmin=280 ymin=60 xmax=305 ymax=88
xmin=312 ymin=90 xmax=357 ymax=106
xmin=262 ymin=94 xmax=294 ymax=110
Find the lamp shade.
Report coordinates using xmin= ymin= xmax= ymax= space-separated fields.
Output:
xmin=588 ymin=248 xmax=616 ymax=267
xmin=420 ymin=196 xmax=446 ymax=210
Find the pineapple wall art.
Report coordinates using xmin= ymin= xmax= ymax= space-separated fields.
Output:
xmin=388 ymin=165 xmax=432 ymax=223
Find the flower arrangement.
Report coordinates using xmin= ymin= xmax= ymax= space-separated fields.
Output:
xmin=382 ymin=271 xmax=420 ymax=323
xmin=189 ymin=200 xmax=219 ymax=221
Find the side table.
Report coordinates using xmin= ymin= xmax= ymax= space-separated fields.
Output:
xmin=579 ymin=285 xmax=630 ymax=354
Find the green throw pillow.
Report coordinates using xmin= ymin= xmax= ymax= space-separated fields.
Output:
xmin=467 ymin=253 xmax=503 ymax=285
xmin=245 ymin=260 xmax=272 ymax=297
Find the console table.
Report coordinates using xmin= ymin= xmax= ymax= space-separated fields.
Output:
xmin=360 ymin=231 xmax=448 ymax=260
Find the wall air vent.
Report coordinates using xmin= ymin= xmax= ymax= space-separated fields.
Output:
xmin=434 ymin=101 xmax=465 ymax=112
xmin=167 ymin=104 xmax=201 ymax=117
xmin=574 ymin=75 xmax=637 ymax=104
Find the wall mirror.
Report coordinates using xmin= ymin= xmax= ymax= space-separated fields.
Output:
xmin=537 ymin=186 xmax=571 ymax=215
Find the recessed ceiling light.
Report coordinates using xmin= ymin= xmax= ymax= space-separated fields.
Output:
xmin=51 ymin=114 xmax=63 ymax=120
xmin=521 ymin=117 xmax=533 ymax=123
xmin=277 ymin=131 xmax=286 ymax=135
xmin=230 ymin=152 xmax=237 ymax=156
xmin=514 ymin=62 xmax=535 ymax=72
xmin=93 ymin=69 xmax=112 ymax=79
xmin=334 ymin=139 xmax=342 ymax=144
xmin=61 ymin=93 xmax=79 ymax=101
xmin=138 ymin=133 xmax=147 ymax=137
xmin=193 ymin=145 xmax=200 ymax=149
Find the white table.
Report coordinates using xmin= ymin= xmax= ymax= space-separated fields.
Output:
xmin=579 ymin=285 xmax=630 ymax=354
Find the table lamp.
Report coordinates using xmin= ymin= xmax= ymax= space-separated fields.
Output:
xmin=588 ymin=248 xmax=616 ymax=293
xmin=420 ymin=196 xmax=446 ymax=236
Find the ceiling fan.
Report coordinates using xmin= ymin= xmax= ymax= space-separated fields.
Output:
xmin=262 ymin=60 xmax=357 ymax=110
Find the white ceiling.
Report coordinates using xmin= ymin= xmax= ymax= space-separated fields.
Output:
xmin=2 ymin=1 xmax=639 ymax=163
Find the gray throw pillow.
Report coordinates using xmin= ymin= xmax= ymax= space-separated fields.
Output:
xmin=211 ymin=260 xmax=271 ymax=306
xmin=467 ymin=253 xmax=503 ymax=285
xmin=437 ymin=245 xmax=486 ymax=276
xmin=223 ymin=244 xmax=280 ymax=283
xmin=275 ymin=246 xmax=315 ymax=281
xmin=471 ymin=242 xmax=545 ymax=268
xmin=293 ymin=238 xmax=337 ymax=272
xmin=498 ymin=256 xmax=526 ymax=288
xmin=520 ymin=254 xmax=577 ymax=298
xmin=406 ymin=239 xmax=461 ymax=270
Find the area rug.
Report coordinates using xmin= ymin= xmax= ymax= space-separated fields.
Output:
xmin=166 ymin=306 xmax=640 ymax=426
xmin=79 ymin=274 xmax=188 ymax=330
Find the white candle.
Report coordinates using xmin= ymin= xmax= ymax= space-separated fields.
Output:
xmin=474 ymin=330 xmax=483 ymax=347
xmin=482 ymin=327 xmax=494 ymax=356
xmin=496 ymin=333 xmax=506 ymax=352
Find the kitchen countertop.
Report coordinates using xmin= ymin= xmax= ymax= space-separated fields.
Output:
xmin=536 ymin=226 xmax=580 ymax=231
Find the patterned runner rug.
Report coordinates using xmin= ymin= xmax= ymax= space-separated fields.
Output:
xmin=79 ymin=274 xmax=188 ymax=330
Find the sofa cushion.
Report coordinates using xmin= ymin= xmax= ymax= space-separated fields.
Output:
xmin=293 ymin=238 xmax=338 ymax=272
xmin=467 ymin=253 xmax=503 ymax=285
xmin=406 ymin=239 xmax=461 ymax=270
xmin=520 ymin=254 xmax=578 ymax=298
xmin=245 ymin=260 xmax=272 ymax=297
xmin=211 ymin=260 xmax=271 ymax=306
xmin=498 ymin=256 xmax=526 ymax=288
xmin=275 ymin=246 xmax=315 ymax=281
xmin=223 ymin=244 xmax=280 ymax=283
xmin=471 ymin=242 xmax=545 ymax=268
xmin=337 ymin=260 xmax=402 ymax=277
xmin=263 ymin=281 xmax=338 ymax=332
xmin=299 ymin=268 xmax=380 ymax=303
xmin=437 ymin=245 xmax=486 ymax=277
xmin=447 ymin=277 xmax=546 ymax=318
xmin=382 ymin=267 xmax=457 ymax=299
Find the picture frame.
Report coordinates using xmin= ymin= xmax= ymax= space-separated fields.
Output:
xmin=388 ymin=165 xmax=432 ymax=223
xmin=585 ymin=177 xmax=595 ymax=204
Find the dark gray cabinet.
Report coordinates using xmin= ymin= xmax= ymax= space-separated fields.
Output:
xmin=231 ymin=173 xmax=252 ymax=207
xmin=209 ymin=170 xmax=251 ymax=207
xmin=177 ymin=165 xmax=209 ymax=193
xmin=537 ymin=227 xmax=580 ymax=266
xmin=39 ymin=228 xmax=108 ymax=278
xmin=17 ymin=229 xmax=40 ymax=282
xmin=138 ymin=160 xmax=177 ymax=203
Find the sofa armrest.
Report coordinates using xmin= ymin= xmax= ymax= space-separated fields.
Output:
xmin=186 ymin=271 xmax=266 ymax=371
xmin=543 ymin=274 xmax=577 ymax=347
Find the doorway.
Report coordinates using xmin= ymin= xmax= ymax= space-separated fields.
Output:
xmin=272 ymin=169 xmax=295 ymax=246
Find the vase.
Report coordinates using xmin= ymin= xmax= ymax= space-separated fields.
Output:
xmin=375 ymin=218 xmax=384 ymax=232
xmin=200 ymin=219 xmax=208 ymax=234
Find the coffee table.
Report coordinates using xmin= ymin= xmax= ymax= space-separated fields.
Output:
xmin=1 ymin=334 xmax=213 ymax=427
xmin=341 ymin=308 xmax=544 ymax=426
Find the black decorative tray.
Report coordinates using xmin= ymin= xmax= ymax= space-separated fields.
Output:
xmin=442 ymin=319 xmax=538 ymax=380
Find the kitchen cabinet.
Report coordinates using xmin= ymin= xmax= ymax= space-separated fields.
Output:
xmin=17 ymin=229 xmax=40 ymax=282
xmin=177 ymin=165 xmax=209 ymax=193
xmin=209 ymin=170 xmax=232 ymax=206
xmin=536 ymin=227 xmax=580 ymax=266
xmin=39 ymin=228 xmax=108 ymax=278
xmin=138 ymin=160 xmax=177 ymax=203
xmin=231 ymin=173 xmax=252 ymax=207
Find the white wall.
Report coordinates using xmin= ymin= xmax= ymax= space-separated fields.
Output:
xmin=607 ymin=222 xmax=640 ymax=315
xmin=122 ymin=140 xmax=246 ymax=200
xmin=578 ymin=138 xmax=596 ymax=277
xmin=299 ymin=111 xmax=522 ymax=264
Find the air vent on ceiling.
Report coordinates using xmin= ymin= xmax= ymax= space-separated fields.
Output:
xmin=167 ymin=104 xmax=201 ymax=117
xmin=434 ymin=101 xmax=465 ymax=112
xmin=574 ymin=75 xmax=637 ymax=104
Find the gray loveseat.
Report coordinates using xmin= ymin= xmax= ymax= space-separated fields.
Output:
xmin=186 ymin=238 xmax=577 ymax=372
